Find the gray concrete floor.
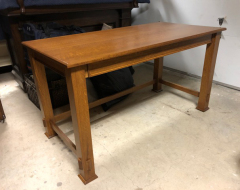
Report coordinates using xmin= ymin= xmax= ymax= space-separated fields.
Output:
xmin=0 ymin=63 xmax=240 ymax=190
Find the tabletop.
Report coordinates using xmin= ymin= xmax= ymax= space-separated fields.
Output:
xmin=22 ymin=22 xmax=226 ymax=68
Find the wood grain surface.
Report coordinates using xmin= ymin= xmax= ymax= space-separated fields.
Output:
xmin=22 ymin=22 xmax=226 ymax=68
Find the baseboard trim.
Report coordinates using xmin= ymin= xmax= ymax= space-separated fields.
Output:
xmin=145 ymin=62 xmax=240 ymax=91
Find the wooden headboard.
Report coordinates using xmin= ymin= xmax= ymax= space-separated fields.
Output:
xmin=16 ymin=0 xmax=138 ymax=14
xmin=1 ymin=1 xmax=139 ymax=90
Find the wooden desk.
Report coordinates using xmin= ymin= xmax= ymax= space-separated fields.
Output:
xmin=23 ymin=22 xmax=226 ymax=184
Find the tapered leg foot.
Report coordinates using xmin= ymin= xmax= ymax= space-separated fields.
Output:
xmin=78 ymin=174 xmax=98 ymax=185
xmin=45 ymin=132 xmax=57 ymax=139
xmin=196 ymin=106 xmax=209 ymax=112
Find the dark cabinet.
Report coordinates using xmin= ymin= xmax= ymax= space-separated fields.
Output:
xmin=0 ymin=1 xmax=137 ymax=90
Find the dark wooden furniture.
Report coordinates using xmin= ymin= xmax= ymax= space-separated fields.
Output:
xmin=0 ymin=1 xmax=138 ymax=90
xmin=23 ymin=22 xmax=226 ymax=184
xmin=0 ymin=99 xmax=6 ymax=123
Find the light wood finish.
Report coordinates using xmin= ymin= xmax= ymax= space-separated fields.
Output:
xmin=34 ymin=52 xmax=67 ymax=77
xmin=54 ymin=111 xmax=71 ymax=123
xmin=66 ymin=66 xmax=97 ymax=184
xmin=50 ymin=120 xmax=77 ymax=156
xmin=28 ymin=50 xmax=56 ymax=138
xmin=88 ymin=35 xmax=212 ymax=77
xmin=153 ymin=58 xmax=163 ymax=92
xmin=22 ymin=23 xmax=225 ymax=68
xmin=23 ymin=22 xmax=226 ymax=185
xmin=197 ymin=32 xmax=222 ymax=111
xmin=160 ymin=79 xmax=200 ymax=97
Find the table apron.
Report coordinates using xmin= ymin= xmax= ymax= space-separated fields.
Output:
xmin=87 ymin=34 xmax=212 ymax=77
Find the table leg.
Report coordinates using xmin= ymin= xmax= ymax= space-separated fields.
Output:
xmin=29 ymin=54 xmax=56 ymax=138
xmin=66 ymin=67 xmax=98 ymax=184
xmin=153 ymin=57 xmax=163 ymax=92
xmin=197 ymin=32 xmax=221 ymax=112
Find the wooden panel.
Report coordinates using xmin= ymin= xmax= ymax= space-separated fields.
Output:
xmin=119 ymin=8 xmax=132 ymax=27
xmin=3 ymin=4 xmax=133 ymax=91
xmin=9 ymin=20 xmax=28 ymax=77
xmin=160 ymin=79 xmax=200 ymax=97
xmin=88 ymin=35 xmax=212 ymax=77
xmin=20 ymin=10 xmax=119 ymax=29
xmin=22 ymin=22 xmax=226 ymax=68
xmin=2 ymin=3 xmax=135 ymax=16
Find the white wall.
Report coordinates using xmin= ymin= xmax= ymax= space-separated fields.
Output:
xmin=132 ymin=0 xmax=240 ymax=88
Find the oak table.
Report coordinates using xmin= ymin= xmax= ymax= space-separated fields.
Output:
xmin=23 ymin=22 xmax=226 ymax=184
